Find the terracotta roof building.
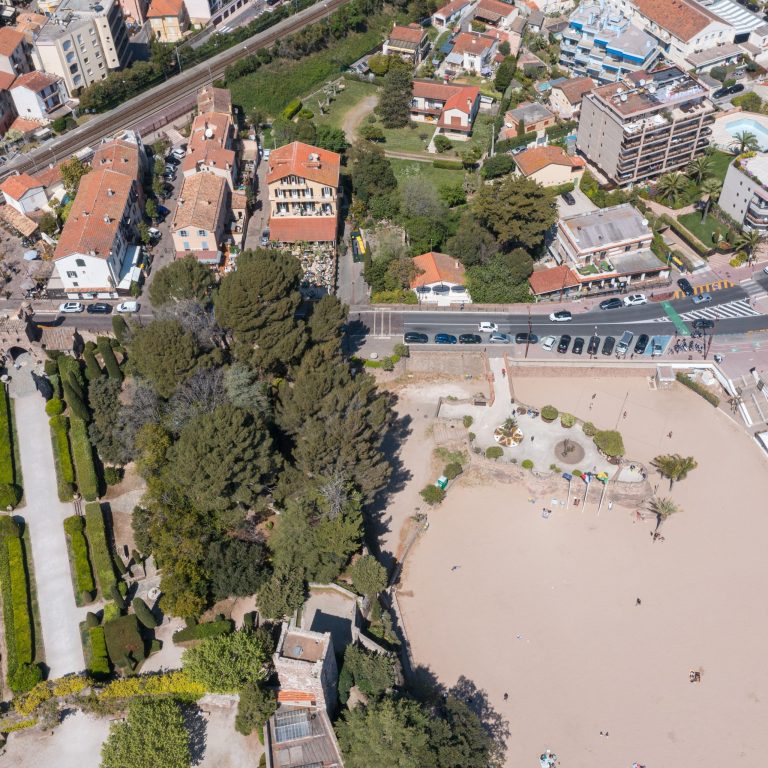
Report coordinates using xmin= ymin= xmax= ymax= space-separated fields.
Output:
xmin=171 ymin=171 xmax=230 ymax=263
xmin=411 ymin=251 xmax=471 ymax=304
xmin=474 ymin=0 xmax=518 ymax=27
xmin=383 ymin=22 xmax=430 ymax=64
xmin=549 ymin=76 xmax=595 ymax=118
xmin=92 ymin=138 xmax=143 ymax=180
xmin=196 ymin=85 xmax=231 ymax=115
xmin=514 ymin=146 xmax=585 ymax=186
xmin=10 ymin=70 xmax=67 ymax=123
xmin=410 ymin=80 xmax=481 ymax=137
xmin=147 ymin=0 xmax=189 ymax=43
xmin=528 ymin=264 xmax=580 ymax=297
xmin=0 ymin=173 xmax=47 ymax=216
xmin=0 ymin=26 xmax=31 ymax=77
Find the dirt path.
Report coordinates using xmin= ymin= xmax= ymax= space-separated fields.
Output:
xmin=341 ymin=94 xmax=378 ymax=142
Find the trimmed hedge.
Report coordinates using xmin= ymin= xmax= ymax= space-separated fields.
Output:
xmin=63 ymin=515 xmax=95 ymax=602
xmin=593 ymin=429 xmax=625 ymax=458
xmin=0 ymin=484 xmax=21 ymax=509
xmin=0 ymin=385 xmax=15 ymax=485
xmin=676 ymin=372 xmax=720 ymax=407
xmin=45 ymin=397 xmax=64 ymax=417
xmin=541 ymin=405 xmax=558 ymax=422
xmin=132 ymin=597 xmax=158 ymax=629
xmin=49 ymin=415 xmax=75 ymax=501
xmin=103 ymin=614 xmax=145 ymax=669
xmin=70 ymin=417 xmax=99 ymax=501
xmin=84 ymin=502 xmax=116 ymax=596
xmin=282 ymin=98 xmax=302 ymax=120
xmin=432 ymin=159 xmax=464 ymax=170
xmin=497 ymin=132 xmax=536 ymax=152
xmin=658 ymin=214 xmax=711 ymax=257
xmin=97 ymin=337 xmax=123 ymax=382
xmin=82 ymin=347 xmax=104 ymax=381
xmin=172 ymin=619 xmax=234 ymax=644
xmin=88 ymin=626 xmax=111 ymax=676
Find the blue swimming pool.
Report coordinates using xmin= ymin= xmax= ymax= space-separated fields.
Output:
xmin=725 ymin=117 xmax=768 ymax=150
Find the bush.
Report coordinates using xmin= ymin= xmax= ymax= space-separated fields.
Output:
xmin=70 ymin=417 xmax=99 ymax=501
xmin=86 ymin=611 xmax=100 ymax=628
xmin=111 ymin=584 xmax=126 ymax=611
xmin=0 ymin=385 xmax=15 ymax=486
xmin=485 ymin=446 xmax=504 ymax=460
xmin=541 ymin=405 xmax=558 ymax=422
xmin=103 ymin=601 xmax=121 ymax=622
xmin=419 ymin=485 xmax=446 ymax=505
xmin=111 ymin=315 xmax=128 ymax=343
xmin=433 ymin=135 xmax=453 ymax=153
xmin=103 ymin=614 xmax=145 ymax=669
xmin=9 ymin=663 xmax=42 ymax=693
xmin=432 ymin=159 xmax=464 ymax=170
xmin=172 ymin=619 xmax=234 ymax=644
xmin=97 ymin=337 xmax=123 ymax=381
xmin=675 ymin=372 xmax=720 ymax=407
xmin=97 ymin=670 xmax=205 ymax=700
xmin=84 ymin=502 xmax=116 ymax=595
xmin=593 ymin=429 xmax=625 ymax=457
xmin=104 ymin=466 xmax=124 ymax=486
xmin=582 ymin=421 xmax=597 ymax=437
xmin=83 ymin=347 xmax=103 ymax=381
xmin=463 ymin=415 xmax=473 ymax=428
xmin=64 ymin=515 xmax=95 ymax=601
xmin=49 ymin=415 xmax=75 ymax=501
xmin=443 ymin=462 xmax=463 ymax=480
xmin=468 ymin=431 xmax=476 ymax=442
xmin=481 ymin=154 xmax=516 ymax=179
xmin=45 ymin=398 xmax=64 ymax=417
xmin=496 ymin=132 xmax=536 ymax=152
xmin=282 ymin=98 xmax=302 ymax=119
xmin=560 ymin=412 xmax=576 ymax=428
xmin=521 ymin=459 xmax=534 ymax=470
xmin=88 ymin=626 xmax=111 ymax=676
xmin=0 ymin=483 xmax=21 ymax=509
xmin=132 ymin=597 xmax=158 ymax=629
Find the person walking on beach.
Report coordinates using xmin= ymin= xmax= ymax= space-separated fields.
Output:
xmin=636 ymin=598 xmax=642 ymax=606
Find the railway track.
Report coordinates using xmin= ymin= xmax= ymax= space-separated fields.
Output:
xmin=1 ymin=0 xmax=349 ymax=179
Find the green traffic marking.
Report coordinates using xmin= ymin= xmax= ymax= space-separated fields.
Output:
xmin=661 ymin=301 xmax=690 ymax=336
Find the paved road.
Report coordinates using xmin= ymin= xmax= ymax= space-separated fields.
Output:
xmin=13 ymin=394 xmax=86 ymax=678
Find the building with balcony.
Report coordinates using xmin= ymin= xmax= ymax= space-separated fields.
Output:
xmin=410 ymin=80 xmax=480 ymax=138
xmin=576 ymin=65 xmax=716 ymax=186
xmin=147 ymin=0 xmax=189 ymax=42
xmin=0 ymin=27 xmax=33 ymax=77
xmin=473 ymin=0 xmax=518 ymax=29
xmin=410 ymin=251 xmax=470 ymax=305
xmin=501 ymin=100 xmax=555 ymax=137
xmin=514 ymin=145 xmax=585 ymax=186
xmin=10 ymin=71 xmax=67 ymax=123
xmin=382 ymin=23 xmax=430 ymax=65
xmin=549 ymin=76 xmax=596 ymax=119
xmin=718 ymin=153 xmax=768 ymax=232
xmin=443 ymin=30 xmax=498 ymax=73
xmin=560 ymin=2 xmax=660 ymax=83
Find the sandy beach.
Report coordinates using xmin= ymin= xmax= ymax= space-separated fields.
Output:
xmin=394 ymin=373 xmax=768 ymax=767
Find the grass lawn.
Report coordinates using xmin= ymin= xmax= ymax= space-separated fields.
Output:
xmin=708 ymin=149 xmax=736 ymax=184
xmin=314 ymin=79 xmax=378 ymax=130
xmin=453 ymin=74 xmax=502 ymax=100
xmin=389 ymin=158 xmax=466 ymax=188
xmin=677 ymin=211 xmax=723 ymax=247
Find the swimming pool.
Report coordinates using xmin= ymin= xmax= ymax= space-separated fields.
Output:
xmin=724 ymin=117 xmax=768 ymax=150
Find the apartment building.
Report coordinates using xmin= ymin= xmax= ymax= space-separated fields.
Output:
xmin=0 ymin=72 xmax=17 ymax=135
xmin=576 ymin=66 xmax=715 ymax=186
xmin=10 ymin=71 xmax=66 ymax=123
xmin=560 ymin=1 xmax=660 ymax=84
xmin=382 ymin=23 xmax=430 ymax=65
xmin=32 ymin=0 xmax=131 ymax=96
xmin=0 ymin=27 xmax=32 ymax=77
xmin=147 ymin=0 xmax=189 ymax=42
xmin=718 ymin=153 xmax=768 ymax=232
xmin=549 ymin=76 xmax=595 ymax=119
xmin=267 ymin=141 xmax=340 ymax=246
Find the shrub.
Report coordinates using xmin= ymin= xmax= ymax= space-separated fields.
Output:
xmin=582 ymin=421 xmax=597 ymax=437
xmin=432 ymin=159 xmax=464 ymax=170
xmin=593 ymin=430 xmax=625 ymax=458
xmin=521 ymin=459 xmax=534 ymax=470
xmin=496 ymin=132 xmax=536 ymax=151
xmin=63 ymin=515 xmax=95 ymax=601
xmin=419 ymin=485 xmax=446 ymax=505
xmin=481 ymin=153 xmax=516 ymax=179
xmin=0 ymin=483 xmax=21 ymax=509
xmin=97 ymin=337 xmax=123 ymax=381
xmin=103 ymin=601 xmax=121 ymax=622
xmin=560 ymin=412 xmax=576 ymax=428
xmin=541 ymin=405 xmax=558 ymax=422
xmin=104 ymin=466 xmax=124 ymax=486
xmin=49 ymin=415 xmax=75 ymax=501
xmin=88 ymin=626 xmax=111 ymax=676
xmin=9 ymin=663 xmax=42 ymax=693
xmin=150 ymin=639 xmax=163 ymax=654
xmin=98 ymin=671 xmax=205 ymax=700
xmin=282 ymin=98 xmax=302 ymax=119
xmin=393 ymin=343 xmax=409 ymax=358
xmin=572 ymin=469 xmax=582 ymax=477
xmin=84 ymin=502 xmax=116 ymax=595
xmin=132 ymin=597 xmax=158 ymax=629
xmin=45 ymin=398 xmax=64 ymax=417
xmin=111 ymin=315 xmax=128 ymax=343
xmin=0 ymin=385 xmax=15 ymax=485
xmin=172 ymin=619 xmax=234 ymax=644
xmin=468 ymin=431 xmax=476 ymax=441
xmin=485 ymin=446 xmax=504 ymax=460
xmin=103 ymin=614 xmax=145 ymax=669
xmin=463 ymin=414 xmax=473 ymax=428
xmin=83 ymin=347 xmax=103 ymax=381
xmin=70 ymin=417 xmax=99 ymax=500
xmin=111 ymin=584 xmax=126 ymax=611
xmin=86 ymin=611 xmax=100 ymax=628
xmin=675 ymin=372 xmax=720 ymax=407
xmin=443 ymin=462 xmax=463 ymax=480
xmin=434 ymin=135 xmax=453 ymax=153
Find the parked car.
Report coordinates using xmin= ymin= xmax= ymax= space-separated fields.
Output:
xmin=488 ymin=332 xmax=512 ymax=343
xmin=404 ymin=332 xmax=428 ymax=343
xmin=148 ymin=227 xmax=161 ymax=241
xmin=156 ymin=205 xmax=170 ymax=222
xmin=515 ymin=332 xmax=539 ymax=344
xmin=165 ymin=154 xmax=181 ymax=166
xmin=171 ymin=146 xmax=186 ymax=160
xmin=261 ymin=229 xmax=270 ymax=246
xmin=572 ymin=337 xmax=584 ymax=355
xmin=692 ymin=292 xmax=711 ymax=304
xmin=624 ymin=293 xmax=647 ymax=306
xmin=459 ymin=333 xmax=482 ymax=344
xmin=541 ymin=335 xmax=557 ymax=351
xmin=634 ymin=334 xmax=649 ymax=354
xmin=616 ymin=330 xmax=634 ymax=357
xmin=587 ymin=335 xmax=600 ymax=355
xmin=549 ymin=310 xmax=572 ymax=322
xmin=86 ymin=303 xmax=112 ymax=314
xmin=478 ymin=321 xmax=498 ymax=333
xmin=677 ymin=277 xmax=694 ymax=296
xmin=763 ymin=265 xmax=768 ymax=275
xmin=434 ymin=333 xmax=457 ymax=344
xmin=557 ymin=334 xmax=572 ymax=353
xmin=600 ymin=297 xmax=623 ymax=310
xmin=712 ymin=87 xmax=728 ymax=99
xmin=651 ymin=340 xmax=664 ymax=356
xmin=601 ymin=336 xmax=615 ymax=355
xmin=262 ymin=148 xmax=271 ymax=160
xmin=561 ymin=191 xmax=576 ymax=205
xmin=693 ymin=318 xmax=715 ymax=329
xmin=727 ymin=83 xmax=744 ymax=95
xmin=116 ymin=301 xmax=139 ymax=313
xmin=58 ymin=302 xmax=84 ymax=313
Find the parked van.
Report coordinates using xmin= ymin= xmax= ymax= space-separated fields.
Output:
xmin=616 ymin=330 xmax=634 ymax=357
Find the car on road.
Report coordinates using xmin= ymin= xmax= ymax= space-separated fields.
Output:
xmin=478 ymin=321 xmax=498 ymax=333
xmin=764 ymin=265 xmax=768 ymax=275
xmin=677 ymin=277 xmax=694 ymax=296
xmin=58 ymin=302 xmax=84 ymax=313
xmin=549 ymin=310 xmax=572 ymax=322
xmin=599 ymin=297 xmax=623 ymax=310
xmin=601 ymin=336 xmax=615 ymax=355
xmin=488 ymin=332 xmax=512 ymax=343
xmin=148 ymin=227 xmax=161 ymax=241
xmin=116 ymin=301 xmax=139 ymax=313
xmin=693 ymin=318 xmax=715 ymax=329
xmin=561 ymin=191 xmax=576 ymax=206
xmin=557 ymin=334 xmax=572 ymax=353
xmin=86 ymin=303 xmax=112 ymax=314
xmin=434 ymin=333 xmax=457 ymax=344
xmin=404 ymin=332 xmax=428 ymax=344
xmin=634 ymin=334 xmax=649 ymax=354
xmin=515 ymin=332 xmax=539 ymax=344
xmin=541 ymin=335 xmax=557 ymax=351
xmin=162 ymin=170 xmax=176 ymax=181
xmin=459 ymin=333 xmax=482 ymax=344
xmin=572 ymin=337 xmax=584 ymax=355
xmin=692 ymin=292 xmax=711 ymax=304
xmin=587 ymin=335 xmax=600 ymax=355
xmin=624 ymin=293 xmax=647 ymax=306
xmin=262 ymin=147 xmax=271 ymax=160
xmin=261 ymin=229 xmax=270 ymax=246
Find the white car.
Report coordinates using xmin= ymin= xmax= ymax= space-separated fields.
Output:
xmin=116 ymin=301 xmax=139 ymax=313
xmin=624 ymin=293 xmax=647 ymax=306
xmin=763 ymin=266 xmax=768 ymax=275
xmin=58 ymin=302 xmax=84 ymax=313
xmin=541 ymin=335 xmax=557 ymax=351
xmin=171 ymin=146 xmax=186 ymax=160
xmin=488 ymin=332 xmax=512 ymax=343
xmin=478 ymin=321 xmax=498 ymax=333
xmin=549 ymin=311 xmax=572 ymax=322
xmin=692 ymin=293 xmax=711 ymax=304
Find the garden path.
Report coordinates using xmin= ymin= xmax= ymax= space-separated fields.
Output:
xmin=14 ymin=393 xmax=86 ymax=677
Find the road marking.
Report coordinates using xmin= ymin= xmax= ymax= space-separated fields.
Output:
xmin=661 ymin=301 xmax=690 ymax=335
xmin=678 ymin=299 xmax=759 ymax=321
xmin=671 ymin=279 xmax=733 ymax=299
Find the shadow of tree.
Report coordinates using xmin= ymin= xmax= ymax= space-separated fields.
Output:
xmin=182 ymin=704 xmax=208 ymax=766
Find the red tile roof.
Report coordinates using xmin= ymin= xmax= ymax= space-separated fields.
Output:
xmin=434 ymin=0 xmax=470 ymax=18
xmin=1 ymin=173 xmax=43 ymax=200
xmin=515 ymin=146 xmax=584 ymax=176
xmin=172 ymin=172 xmax=228 ymax=232
xmin=0 ymin=27 xmax=25 ymax=56
xmin=92 ymin=139 xmax=141 ymax=179
xmin=528 ymin=265 xmax=579 ymax=295
xmin=451 ymin=31 xmax=496 ymax=55
xmin=277 ymin=691 xmax=316 ymax=702
xmin=189 ymin=111 xmax=231 ymax=150
xmin=411 ymin=251 xmax=465 ymax=287
xmin=8 ymin=116 xmax=45 ymax=135
xmin=0 ymin=71 xmax=15 ymax=90
xmin=33 ymin=162 xmax=64 ymax=189
xmin=196 ymin=86 xmax=231 ymax=115
xmin=388 ymin=23 xmax=425 ymax=44
xmin=269 ymin=216 xmax=337 ymax=243
xmin=412 ymin=80 xmax=479 ymax=114
xmin=11 ymin=70 xmax=60 ymax=93
xmin=267 ymin=141 xmax=340 ymax=188
xmin=147 ymin=0 xmax=184 ymax=17
xmin=475 ymin=0 xmax=516 ymax=21
xmin=552 ymin=76 xmax=595 ymax=105
xmin=633 ymin=0 xmax=722 ymax=42
xmin=182 ymin=142 xmax=235 ymax=173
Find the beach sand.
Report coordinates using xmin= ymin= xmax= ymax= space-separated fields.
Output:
xmin=396 ymin=375 xmax=768 ymax=767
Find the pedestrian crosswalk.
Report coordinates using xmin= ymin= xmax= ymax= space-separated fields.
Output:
xmin=671 ymin=279 xmax=733 ymax=299
xmin=677 ymin=299 xmax=759 ymax=321
xmin=741 ymin=279 xmax=768 ymax=302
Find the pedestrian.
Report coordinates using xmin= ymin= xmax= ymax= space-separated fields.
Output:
xmin=636 ymin=597 xmax=642 ymax=606
xmin=531 ymin=436 xmax=535 ymax=442
xmin=608 ymin=501 xmax=613 ymax=511
xmin=503 ymin=692 xmax=509 ymax=701
xmin=668 ymin=431 xmax=673 ymax=438
xmin=592 ymin=393 xmax=596 ymax=399
xmin=623 ymin=410 xmax=627 ymax=419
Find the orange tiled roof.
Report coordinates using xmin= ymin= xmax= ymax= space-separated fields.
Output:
xmin=633 ymin=0 xmax=723 ymax=42
xmin=182 ymin=142 xmax=235 ymax=173
xmin=13 ymin=12 xmax=47 ymax=39
xmin=267 ymin=141 xmax=340 ymax=188
xmin=0 ymin=27 xmax=24 ymax=56
xmin=11 ymin=70 xmax=60 ymax=93
xmin=434 ymin=0 xmax=470 ymax=18
xmin=411 ymin=252 xmax=466 ymax=287
xmin=515 ymin=146 xmax=584 ymax=176
xmin=172 ymin=172 xmax=228 ymax=232
xmin=0 ymin=71 xmax=15 ymax=90
xmin=147 ymin=0 xmax=184 ymax=17
xmin=92 ymin=139 xmax=141 ymax=179
xmin=1 ymin=173 xmax=42 ymax=200
xmin=476 ymin=0 xmax=516 ymax=20
xmin=196 ymin=85 xmax=231 ymax=115
xmin=269 ymin=216 xmax=338 ymax=243
xmin=528 ymin=265 xmax=579 ymax=295
xmin=189 ymin=111 xmax=232 ymax=150
xmin=9 ymin=116 xmax=45 ymax=135
xmin=552 ymin=76 xmax=595 ymax=105
xmin=389 ymin=23 xmax=425 ymax=43
xmin=33 ymin=162 xmax=64 ymax=189
xmin=451 ymin=31 xmax=496 ymax=55
xmin=277 ymin=691 xmax=316 ymax=702
xmin=412 ymin=79 xmax=479 ymax=114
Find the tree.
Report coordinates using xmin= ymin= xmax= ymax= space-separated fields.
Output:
xmin=223 ymin=362 xmax=271 ymax=417
xmin=736 ymin=228 xmax=766 ymax=261
xmin=149 ymin=256 xmax=215 ymax=306
xmin=649 ymin=496 xmax=680 ymax=530
xmin=60 ymin=157 xmax=91 ymax=196
xmin=700 ymin=177 xmax=722 ymax=222
xmin=472 ymin=176 xmax=557 ymax=252
xmin=593 ymin=429 xmax=624 ymax=457
xmin=129 ymin=319 xmax=201 ymax=398
xmin=466 ymin=248 xmax=534 ymax=303
xmin=494 ymin=57 xmax=516 ymax=92
xmin=360 ymin=124 xmax=386 ymax=142
xmin=438 ymin=182 xmax=466 ymax=208
xmin=138 ymin=222 xmax=151 ymax=246
xmin=295 ymin=117 xmax=317 ymax=145
xmin=205 ymin=538 xmax=268 ymax=602
xmin=367 ymin=53 xmax=391 ymax=75
xmin=100 ymin=699 xmax=190 ymax=768
xmin=379 ymin=61 xmax=413 ymax=128
xmin=339 ymin=644 xmax=397 ymax=703
xmin=731 ymin=130 xmax=759 ymax=153
xmin=350 ymin=141 xmax=397 ymax=208
xmin=145 ymin=198 xmax=158 ymax=223
xmin=481 ymin=154 xmax=516 ymax=180
xmin=182 ymin=629 xmax=273 ymax=693
xmin=38 ymin=212 xmax=58 ymax=236
xmin=235 ymin=682 xmax=277 ymax=735
xmin=315 ymin=124 xmax=348 ymax=153
xmin=88 ymin=377 xmax=133 ymax=465
xmin=651 ymin=454 xmax=697 ymax=490
xmin=445 ymin=212 xmax=499 ymax=267
xmin=731 ymin=91 xmax=764 ymax=113
xmin=308 ymin=295 xmax=348 ymax=344
xmin=686 ymin=156 xmax=713 ymax=186
xmin=350 ymin=554 xmax=388 ymax=597
xmin=257 ymin=565 xmax=305 ymax=619
xmin=215 ymin=249 xmax=306 ymax=374
xmin=655 ymin=172 xmax=687 ymax=205
xmin=433 ymin=135 xmax=453 ymax=153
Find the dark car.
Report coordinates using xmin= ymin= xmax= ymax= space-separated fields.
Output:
xmin=693 ymin=318 xmax=715 ymax=329
xmin=587 ymin=335 xmax=600 ymax=355
xmin=156 ymin=205 xmax=170 ymax=221
xmin=557 ymin=334 xmax=572 ymax=353
xmin=86 ymin=302 xmax=112 ymax=314
xmin=712 ymin=87 xmax=728 ymax=99
xmin=515 ymin=332 xmax=539 ymax=344
xmin=404 ymin=332 xmax=428 ymax=344
xmin=165 ymin=154 xmax=181 ymax=166
xmin=601 ymin=336 xmax=616 ymax=355
xmin=677 ymin=277 xmax=694 ymax=296
xmin=459 ymin=333 xmax=482 ymax=344
xmin=599 ymin=297 xmax=624 ymax=310
xmin=434 ymin=333 xmax=458 ymax=344
xmin=572 ymin=337 xmax=585 ymax=355
xmin=562 ymin=191 xmax=576 ymax=205
xmin=634 ymin=333 xmax=649 ymax=354
xmin=728 ymin=83 xmax=745 ymax=95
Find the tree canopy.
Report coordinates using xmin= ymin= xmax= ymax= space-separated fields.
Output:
xmin=350 ymin=141 xmax=397 ymax=209
xmin=466 ymin=249 xmax=534 ymax=303
xmin=379 ymin=61 xmax=413 ymax=128
xmin=350 ymin=554 xmax=388 ymax=597
xmin=149 ymin=257 xmax=215 ymax=306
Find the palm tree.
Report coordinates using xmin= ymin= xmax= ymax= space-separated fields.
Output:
xmin=686 ymin=155 xmax=714 ymax=185
xmin=655 ymin=172 xmax=687 ymax=206
xmin=730 ymin=130 xmax=759 ymax=154
xmin=649 ymin=496 xmax=680 ymax=531
xmin=736 ymin=229 xmax=766 ymax=263
xmin=700 ymin=177 xmax=722 ymax=222
xmin=652 ymin=454 xmax=698 ymax=490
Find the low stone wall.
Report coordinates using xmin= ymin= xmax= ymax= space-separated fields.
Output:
xmin=509 ymin=362 xmax=657 ymax=378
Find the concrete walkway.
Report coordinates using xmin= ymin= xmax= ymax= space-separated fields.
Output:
xmin=13 ymin=394 xmax=85 ymax=677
